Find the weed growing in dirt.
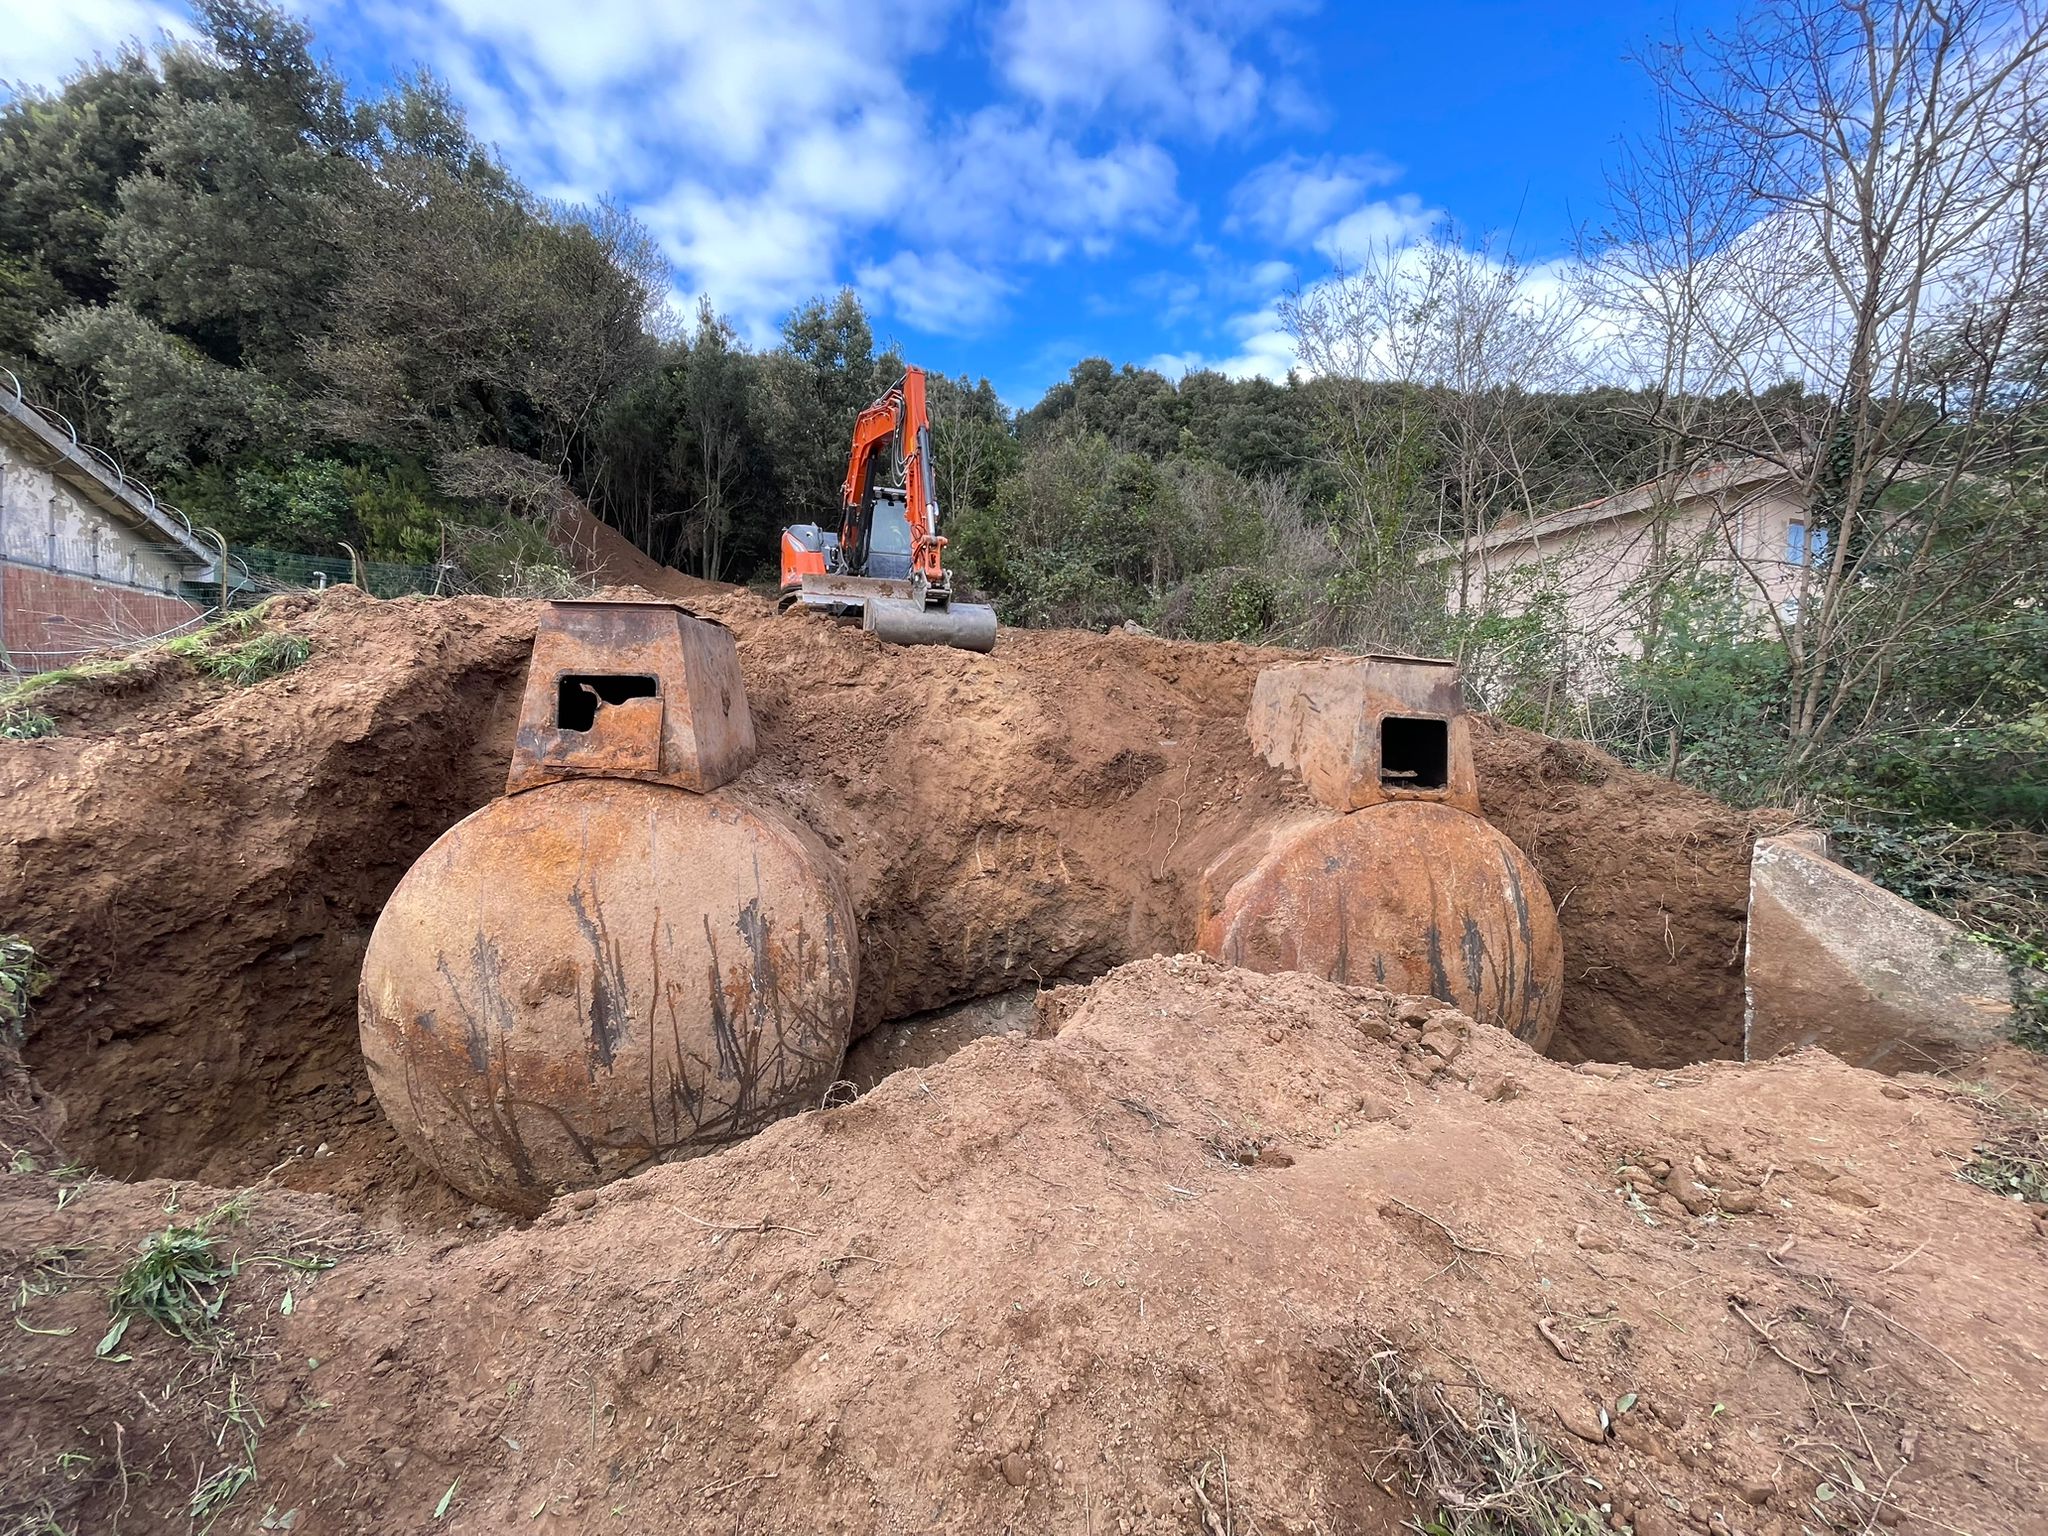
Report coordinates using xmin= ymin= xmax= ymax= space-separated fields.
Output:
xmin=108 ymin=1191 xmax=329 ymax=1349
xmin=199 ymin=630 xmax=311 ymax=684
xmin=166 ymin=625 xmax=310 ymax=685
xmin=112 ymin=1221 xmax=237 ymax=1345
xmin=1356 ymin=1338 xmax=1604 ymax=1536
xmin=1 ymin=1497 xmax=71 ymax=1535
xmin=0 ymin=703 xmax=56 ymax=739
xmin=153 ymin=601 xmax=310 ymax=687
xmin=188 ymin=1375 xmax=261 ymax=1531
xmin=0 ymin=934 xmax=50 ymax=1043
xmin=94 ymin=1193 xmax=334 ymax=1530
xmin=0 ymin=656 xmax=136 ymax=713
xmin=1960 ymin=1122 xmax=2048 ymax=1204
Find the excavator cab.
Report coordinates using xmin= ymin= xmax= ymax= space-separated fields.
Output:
xmin=861 ymin=493 xmax=915 ymax=582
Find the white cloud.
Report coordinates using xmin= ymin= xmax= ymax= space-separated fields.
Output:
xmin=854 ymin=251 xmax=1013 ymax=335
xmin=0 ymin=0 xmax=189 ymax=88
xmin=355 ymin=0 xmax=1197 ymax=337
xmin=1230 ymin=152 xmax=1442 ymax=265
xmin=936 ymin=108 xmax=1185 ymax=259
xmin=1316 ymin=194 xmax=1440 ymax=261
xmin=1229 ymin=152 xmax=1402 ymax=244
xmin=640 ymin=184 xmax=842 ymax=340
xmin=994 ymin=0 xmax=1270 ymax=137
xmin=1149 ymin=304 xmax=1297 ymax=381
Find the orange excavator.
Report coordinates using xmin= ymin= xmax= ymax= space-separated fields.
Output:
xmin=778 ymin=366 xmax=998 ymax=652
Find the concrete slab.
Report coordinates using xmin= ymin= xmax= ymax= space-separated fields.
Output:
xmin=1744 ymin=831 xmax=2026 ymax=1072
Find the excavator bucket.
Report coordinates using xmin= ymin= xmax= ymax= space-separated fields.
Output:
xmin=864 ymin=595 xmax=998 ymax=652
xmin=790 ymin=571 xmax=998 ymax=653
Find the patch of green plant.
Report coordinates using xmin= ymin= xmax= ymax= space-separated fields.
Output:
xmin=187 ymin=1374 xmax=262 ymax=1531
xmin=0 ymin=1495 xmax=71 ymax=1535
xmin=1356 ymin=1336 xmax=1605 ymax=1536
xmin=112 ymin=1221 xmax=237 ymax=1345
xmin=0 ymin=656 xmax=137 ymax=710
xmin=1960 ymin=1123 xmax=2048 ymax=1205
xmin=1829 ymin=819 xmax=2048 ymax=1047
xmin=0 ymin=703 xmax=56 ymax=739
xmin=188 ymin=629 xmax=311 ymax=685
xmin=2015 ymin=966 xmax=2048 ymax=1054
xmin=0 ymin=934 xmax=49 ymax=1043
xmin=108 ymin=1193 xmax=333 ymax=1353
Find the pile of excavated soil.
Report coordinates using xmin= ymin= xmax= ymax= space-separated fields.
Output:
xmin=1 ymin=580 xmax=1762 ymax=1227
xmin=4 ymin=960 xmax=2042 ymax=1536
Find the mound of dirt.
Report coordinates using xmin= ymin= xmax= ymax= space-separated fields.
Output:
xmin=5 ymin=959 xmax=2041 ymax=1535
xmin=2 ymin=583 xmax=1763 ymax=1227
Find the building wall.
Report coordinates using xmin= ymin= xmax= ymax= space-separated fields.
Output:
xmin=1 ymin=435 xmax=205 ymax=672
xmin=1458 ymin=481 xmax=1825 ymax=678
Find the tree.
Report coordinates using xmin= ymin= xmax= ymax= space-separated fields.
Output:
xmin=674 ymin=298 xmax=752 ymax=581
xmin=38 ymin=301 xmax=292 ymax=469
xmin=925 ymin=371 xmax=1014 ymax=534
xmin=755 ymin=289 xmax=898 ymax=524
xmin=1284 ymin=234 xmax=1594 ymax=631
xmin=1596 ymin=0 xmax=2048 ymax=799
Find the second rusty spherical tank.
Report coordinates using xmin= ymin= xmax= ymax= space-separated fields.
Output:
xmin=1197 ymin=802 xmax=1563 ymax=1048
xmin=1200 ymin=654 xmax=1563 ymax=1048
xmin=359 ymin=778 xmax=855 ymax=1215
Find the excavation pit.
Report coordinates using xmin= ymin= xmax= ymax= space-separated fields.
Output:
xmin=5 ymin=584 xmax=1763 ymax=1232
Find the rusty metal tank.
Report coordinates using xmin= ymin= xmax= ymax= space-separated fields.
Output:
xmin=1197 ymin=657 xmax=1562 ymax=1048
xmin=359 ymin=602 xmax=855 ymax=1215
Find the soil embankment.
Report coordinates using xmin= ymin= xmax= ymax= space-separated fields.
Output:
xmin=3 ymin=960 xmax=2040 ymax=1535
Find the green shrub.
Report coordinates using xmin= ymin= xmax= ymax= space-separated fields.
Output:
xmin=0 ymin=934 xmax=49 ymax=1042
xmin=0 ymin=704 xmax=57 ymax=739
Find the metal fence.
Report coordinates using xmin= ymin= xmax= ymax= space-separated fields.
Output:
xmin=1 ymin=545 xmax=457 ymax=674
xmin=226 ymin=546 xmax=453 ymax=602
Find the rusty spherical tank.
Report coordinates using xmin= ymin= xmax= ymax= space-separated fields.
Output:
xmin=359 ymin=778 xmax=855 ymax=1215
xmin=1198 ymin=802 xmax=1562 ymax=1049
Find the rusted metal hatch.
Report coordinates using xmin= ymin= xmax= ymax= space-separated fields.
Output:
xmin=1246 ymin=654 xmax=1480 ymax=815
xmin=506 ymin=600 xmax=757 ymax=796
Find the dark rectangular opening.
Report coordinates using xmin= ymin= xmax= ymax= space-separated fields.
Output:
xmin=1381 ymin=715 xmax=1449 ymax=791
xmin=556 ymin=673 xmax=657 ymax=732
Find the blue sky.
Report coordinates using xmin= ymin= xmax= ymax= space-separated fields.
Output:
xmin=4 ymin=0 xmax=1737 ymax=406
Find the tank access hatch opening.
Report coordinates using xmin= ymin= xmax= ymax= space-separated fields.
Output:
xmin=1380 ymin=715 xmax=1449 ymax=791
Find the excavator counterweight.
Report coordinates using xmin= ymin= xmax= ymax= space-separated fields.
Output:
xmin=779 ymin=366 xmax=998 ymax=652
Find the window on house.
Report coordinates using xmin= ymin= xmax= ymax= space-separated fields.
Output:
xmin=1787 ymin=522 xmax=1831 ymax=567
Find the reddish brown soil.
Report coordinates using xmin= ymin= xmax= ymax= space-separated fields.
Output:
xmin=2 ymin=573 xmax=1762 ymax=1228
xmin=5 ymin=960 xmax=2042 ymax=1536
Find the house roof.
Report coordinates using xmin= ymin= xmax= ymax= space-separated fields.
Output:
xmin=1459 ymin=456 xmax=1790 ymax=558
xmin=1 ymin=369 xmax=217 ymax=574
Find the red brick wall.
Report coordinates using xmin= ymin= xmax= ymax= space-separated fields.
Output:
xmin=2 ymin=561 xmax=206 ymax=672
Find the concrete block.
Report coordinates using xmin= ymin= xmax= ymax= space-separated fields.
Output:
xmin=1247 ymin=655 xmax=1480 ymax=815
xmin=507 ymin=600 xmax=756 ymax=796
xmin=1744 ymin=832 xmax=2027 ymax=1072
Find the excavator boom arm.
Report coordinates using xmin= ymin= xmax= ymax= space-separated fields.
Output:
xmin=838 ymin=367 xmax=945 ymax=584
